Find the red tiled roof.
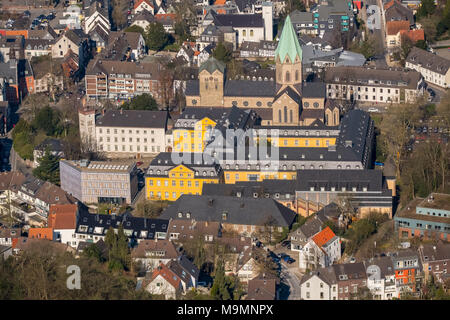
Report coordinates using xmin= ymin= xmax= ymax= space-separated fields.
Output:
xmin=386 ymin=20 xmax=410 ymax=35
xmin=384 ymin=0 xmax=396 ymax=10
xmin=400 ymin=29 xmax=424 ymax=43
xmin=28 ymin=228 xmax=53 ymax=240
xmin=134 ymin=0 xmax=153 ymax=10
xmin=215 ymin=0 xmax=227 ymax=4
xmin=312 ymin=227 xmax=336 ymax=248
xmin=151 ymin=263 xmax=181 ymax=289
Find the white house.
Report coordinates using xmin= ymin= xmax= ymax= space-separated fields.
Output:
xmin=134 ymin=0 xmax=155 ymax=15
xmin=364 ymin=257 xmax=399 ymax=300
xmin=60 ymin=4 xmax=82 ymax=29
xmin=406 ymin=47 xmax=450 ymax=89
xmin=144 ymin=263 xmax=182 ymax=299
xmin=84 ymin=1 xmax=111 ymax=35
xmin=300 ymin=267 xmax=339 ymax=300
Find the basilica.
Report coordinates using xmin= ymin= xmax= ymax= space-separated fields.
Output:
xmin=185 ymin=15 xmax=340 ymax=127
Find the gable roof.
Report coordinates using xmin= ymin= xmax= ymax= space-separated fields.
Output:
xmin=276 ymin=15 xmax=303 ymax=63
xmin=246 ymin=273 xmax=277 ymax=300
xmin=160 ymin=194 xmax=297 ymax=228
xmin=399 ymin=29 xmax=424 ymax=43
xmin=406 ymin=47 xmax=450 ymax=75
xmin=134 ymin=0 xmax=154 ymax=10
xmin=28 ymin=227 xmax=53 ymax=240
xmin=213 ymin=14 xmax=264 ymax=28
xmin=131 ymin=239 xmax=179 ymax=259
xmin=386 ymin=20 xmax=409 ymax=35
xmin=149 ymin=263 xmax=182 ymax=289
xmin=96 ymin=110 xmax=169 ymax=128
xmin=311 ymin=226 xmax=336 ymax=247
xmin=47 ymin=204 xmax=78 ymax=230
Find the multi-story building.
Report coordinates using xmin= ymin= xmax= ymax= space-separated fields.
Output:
xmin=295 ymin=169 xmax=394 ymax=217
xmin=83 ymin=0 xmax=111 ymax=35
xmin=85 ymin=58 xmax=162 ymax=102
xmin=172 ymin=106 xmax=258 ymax=153
xmin=159 ymin=194 xmax=296 ymax=239
xmin=418 ymin=242 xmax=450 ymax=283
xmin=333 ymin=262 xmax=367 ymax=300
xmin=364 ymin=256 xmax=398 ymax=300
xmin=300 ymin=267 xmax=339 ymax=300
xmin=391 ymin=250 xmax=422 ymax=296
xmin=51 ymin=29 xmax=89 ymax=70
xmin=394 ymin=193 xmax=450 ymax=241
xmin=59 ymin=159 xmax=139 ymax=205
xmin=78 ymin=108 xmax=172 ymax=157
xmin=406 ymin=47 xmax=450 ymax=89
xmin=145 ymin=153 xmax=223 ymax=201
xmin=73 ymin=210 xmax=169 ymax=248
xmin=324 ymin=66 xmax=424 ymax=104
xmin=290 ymin=0 xmax=355 ymax=36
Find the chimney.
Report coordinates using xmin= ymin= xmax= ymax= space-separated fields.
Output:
xmin=101 ymin=108 xmax=105 ymax=116
xmin=208 ymin=198 xmax=214 ymax=206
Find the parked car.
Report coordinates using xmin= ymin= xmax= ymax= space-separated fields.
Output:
xmin=286 ymin=258 xmax=295 ymax=264
xmin=281 ymin=240 xmax=290 ymax=247
xmin=368 ymin=107 xmax=379 ymax=112
xmin=350 ymin=257 xmax=356 ymax=263
xmin=136 ymin=161 xmax=143 ymax=166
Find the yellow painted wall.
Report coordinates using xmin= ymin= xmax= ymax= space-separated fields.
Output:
xmin=146 ymin=164 xmax=220 ymax=201
xmin=173 ymin=117 xmax=216 ymax=152
xmin=223 ymin=170 xmax=297 ymax=184
xmin=256 ymin=136 xmax=336 ymax=147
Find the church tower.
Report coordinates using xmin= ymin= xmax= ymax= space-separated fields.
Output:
xmin=199 ymin=57 xmax=225 ymax=107
xmin=275 ymin=15 xmax=303 ymax=94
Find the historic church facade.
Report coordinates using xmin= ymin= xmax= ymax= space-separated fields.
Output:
xmin=185 ymin=15 xmax=340 ymax=127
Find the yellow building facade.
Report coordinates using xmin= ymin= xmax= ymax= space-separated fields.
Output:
xmin=146 ymin=164 xmax=221 ymax=201
xmin=173 ymin=117 xmax=216 ymax=153
xmin=223 ymin=170 xmax=297 ymax=184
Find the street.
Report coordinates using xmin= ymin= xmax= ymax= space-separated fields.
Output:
xmin=280 ymin=263 xmax=302 ymax=300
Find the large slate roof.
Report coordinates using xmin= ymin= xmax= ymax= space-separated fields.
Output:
xmin=96 ymin=110 xmax=168 ymax=128
xmin=213 ymin=14 xmax=264 ymax=28
xmin=224 ymin=79 xmax=276 ymax=97
xmin=160 ymin=194 xmax=297 ymax=228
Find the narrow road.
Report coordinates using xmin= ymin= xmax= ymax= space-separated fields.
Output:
xmin=280 ymin=264 xmax=302 ymax=300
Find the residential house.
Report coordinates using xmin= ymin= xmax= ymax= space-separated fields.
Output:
xmin=59 ymin=159 xmax=139 ymax=204
xmin=406 ymin=47 xmax=450 ymax=88
xmin=246 ymin=273 xmax=279 ymax=300
xmin=47 ymin=204 xmax=78 ymax=247
xmin=24 ymin=39 xmax=52 ymax=60
xmin=103 ymin=31 xmax=146 ymax=61
xmin=324 ymin=66 xmax=425 ymax=104
xmin=131 ymin=239 xmax=180 ymax=272
xmin=167 ymin=254 xmax=200 ymax=290
xmin=418 ymin=242 xmax=450 ymax=283
xmin=166 ymin=219 xmax=221 ymax=243
xmin=240 ymin=40 xmax=276 ymax=59
xmin=159 ymin=194 xmax=297 ymax=239
xmin=155 ymin=14 xmax=177 ymax=33
xmin=300 ymin=267 xmax=338 ymax=300
xmin=28 ymin=227 xmax=54 ymax=240
xmin=29 ymin=56 xmax=64 ymax=94
xmin=333 ymin=262 xmax=367 ymax=300
xmin=131 ymin=10 xmax=156 ymax=31
xmin=212 ymin=13 xmax=265 ymax=46
xmin=0 ymin=35 xmax=24 ymax=62
xmin=33 ymin=138 xmax=66 ymax=168
xmin=134 ymin=0 xmax=155 ymax=15
xmin=73 ymin=210 xmax=169 ymax=248
xmin=176 ymin=42 xmax=198 ymax=67
xmin=84 ymin=0 xmax=111 ymax=35
xmin=0 ymin=228 xmax=21 ymax=246
xmin=143 ymin=262 xmax=183 ymax=299
xmin=364 ymin=256 xmax=398 ymax=300
xmin=384 ymin=0 xmax=414 ymax=26
xmin=0 ymin=59 xmax=19 ymax=104
xmin=224 ymin=245 xmax=261 ymax=283
xmin=88 ymin=25 xmax=109 ymax=53
xmin=60 ymin=4 xmax=82 ymax=29
xmin=52 ymin=29 xmax=89 ymax=70
xmin=394 ymin=193 xmax=450 ymax=241
xmin=386 ymin=20 xmax=410 ymax=48
xmin=391 ymin=250 xmax=422 ymax=296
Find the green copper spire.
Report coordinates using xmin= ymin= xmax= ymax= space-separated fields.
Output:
xmin=275 ymin=15 xmax=303 ymax=63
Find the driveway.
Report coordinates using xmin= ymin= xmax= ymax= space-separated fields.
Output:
xmin=279 ymin=263 xmax=302 ymax=300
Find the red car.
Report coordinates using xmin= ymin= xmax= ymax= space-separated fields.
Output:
xmin=136 ymin=161 xmax=143 ymax=166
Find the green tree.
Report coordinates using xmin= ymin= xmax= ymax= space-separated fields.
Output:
xmin=121 ymin=93 xmax=158 ymax=110
xmin=105 ymin=225 xmax=129 ymax=272
xmin=125 ymin=25 xmax=145 ymax=36
xmin=213 ymin=42 xmax=232 ymax=63
xmin=32 ymin=149 xmax=61 ymax=185
xmin=415 ymin=40 xmax=428 ymax=50
xmin=417 ymin=0 xmax=436 ymax=19
xmin=210 ymin=259 xmax=234 ymax=300
xmin=145 ymin=22 xmax=170 ymax=51
xmin=32 ymin=106 xmax=60 ymax=136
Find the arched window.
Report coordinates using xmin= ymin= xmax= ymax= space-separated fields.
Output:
xmin=290 ymin=110 xmax=293 ymax=123
xmin=285 ymin=71 xmax=290 ymax=82
xmin=326 ymin=113 xmax=329 ymax=124
xmin=284 ymin=106 xmax=288 ymax=123
xmin=334 ymin=112 xmax=337 ymax=125
xmin=295 ymin=70 xmax=299 ymax=81
xmin=278 ymin=110 xmax=282 ymax=123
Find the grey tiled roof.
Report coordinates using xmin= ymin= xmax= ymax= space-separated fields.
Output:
xmin=406 ymin=47 xmax=450 ymax=76
xmin=224 ymin=79 xmax=276 ymax=97
xmin=160 ymin=194 xmax=297 ymax=228
xmin=213 ymin=14 xmax=264 ymax=28
xmin=96 ymin=110 xmax=168 ymax=128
